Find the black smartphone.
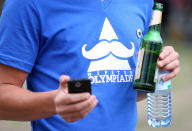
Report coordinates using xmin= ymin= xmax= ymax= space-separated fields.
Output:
xmin=68 ymin=79 xmax=92 ymax=94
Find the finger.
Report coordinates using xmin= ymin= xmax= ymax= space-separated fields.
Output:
xmin=159 ymin=59 xmax=179 ymax=72
xmin=59 ymin=75 xmax=70 ymax=92
xmin=61 ymin=99 xmax=98 ymax=122
xmin=64 ymin=101 xmax=97 ymax=122
xmin=64 ymin=99 xmax=98 ymax=122
xmin=64 ymin=98 xmax=98 ymax=117
xmin=161 ymin=67 xmax=180 ymax=81
xmin=159 ymin=46 xmax=174 ymax=60
xmin=56 ymin=93 xmax=91 ymax=108
xmin=157 ymin=51 xmax=179 ymax=68
xmin=58 ymin=95 xmax=97 ymax=114
xmin=65 ymin=93 xmax=91 ymax=105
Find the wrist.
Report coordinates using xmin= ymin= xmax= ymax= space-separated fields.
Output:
xmin=35 ymin=89 xmax=59 ymax=117
xmin=48 ymin=90 xmax=58 ymax=115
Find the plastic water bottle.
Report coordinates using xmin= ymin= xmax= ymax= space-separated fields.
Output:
xmin=147 ymin=71 xmax=172 ymax=128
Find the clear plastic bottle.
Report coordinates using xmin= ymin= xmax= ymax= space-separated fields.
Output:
xmin=147 ymin=71 xmax=172 ymax=128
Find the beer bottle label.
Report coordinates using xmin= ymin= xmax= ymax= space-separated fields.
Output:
xmin=150 ymin=10 xmax=162 ymax=26
xmin=135 ymin=48 xmax=144 ymax=80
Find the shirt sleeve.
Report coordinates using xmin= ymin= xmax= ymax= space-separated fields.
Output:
xmin=0 ymin=0 xmax=40 ymax=73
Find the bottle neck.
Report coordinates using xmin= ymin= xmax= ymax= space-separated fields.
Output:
xmin=143 ymin=21 xmax=163 ymax=43
xmin=149 ymin=10 xmax=162 ymax=33
xmin=149 ymin=24 xmax=161 ymax=33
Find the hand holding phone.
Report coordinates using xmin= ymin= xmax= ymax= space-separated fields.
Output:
xmin=55 ymin=76 xmax=97 ymax=122
xmin=68 ymin=79 xmax=92 ymax=94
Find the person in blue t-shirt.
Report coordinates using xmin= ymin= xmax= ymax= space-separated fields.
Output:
xmin=0 ymin=0 xmax=180 ymax=131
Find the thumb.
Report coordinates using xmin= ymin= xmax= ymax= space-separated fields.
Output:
xmin=59 ymin=75 xmax=70 ymax=93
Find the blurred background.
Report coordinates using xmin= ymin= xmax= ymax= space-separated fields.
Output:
xmin=0 ymin=0 xmax=192 ymax=130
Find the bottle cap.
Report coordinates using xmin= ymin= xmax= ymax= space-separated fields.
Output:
xmin=153 ymin=3 xmax=163 ymax=11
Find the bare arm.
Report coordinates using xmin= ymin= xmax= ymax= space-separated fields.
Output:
xmin=0 ymin=64 xmax=98 ymax=122
xmin=0 ymin=64 xmax=57 ymax=121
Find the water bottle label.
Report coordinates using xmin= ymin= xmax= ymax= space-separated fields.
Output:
xmin=154 ymin=67 xmax=159 ymax=83
xmin=156 ymin=71 xmax=171 ymax=90
xmin=135 ymin=48 xmax=144 ymax=80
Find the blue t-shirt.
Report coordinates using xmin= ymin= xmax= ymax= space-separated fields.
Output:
xmin=0 ymin=0 xmax=153 ymax=131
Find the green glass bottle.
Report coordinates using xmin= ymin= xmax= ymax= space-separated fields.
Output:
xmin=134 ymin=3 xmax=163 ymax=93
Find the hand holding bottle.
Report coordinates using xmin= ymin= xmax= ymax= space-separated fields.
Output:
xmin=157 ymin=46 xmax=180 ymax=81
xmin=134 ymin=3 xmax=180 ymax=128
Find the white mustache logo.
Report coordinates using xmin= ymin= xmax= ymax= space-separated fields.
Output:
xmin=82 ymin=40 xmax=135 ymax=60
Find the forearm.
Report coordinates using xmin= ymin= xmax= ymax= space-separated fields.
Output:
xmin=0 ymin=84 xmax=57 ymax=121
xmin=137 ymin=92 xmax=147 ymax=102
